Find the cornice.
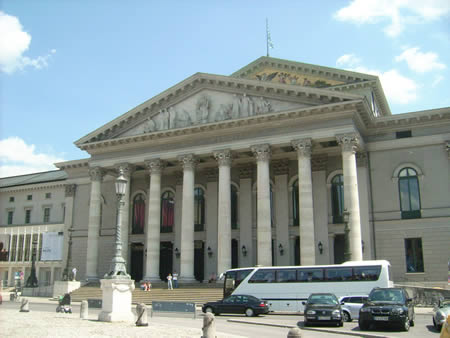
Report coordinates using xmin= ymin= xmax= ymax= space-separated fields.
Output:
xmin=0 ymin=182 xmax=66 ymax=193
xmin=54 ymin=159 xmax=90 ymax=170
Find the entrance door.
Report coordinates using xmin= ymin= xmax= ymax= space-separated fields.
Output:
xmin=231 ymin=239 xmax=238 ymax=268
xmin=334 ymin=234 xmax=345 ymax=264
xmin=194 ymin=240 xmax=204 ymax=282
xmin=130 ymin=243 xmax=144 ymax=282
xmin=295 ymin=236 xmax=300 ymax=265
xmin=159 ymin=242 xmax=173 ymax=281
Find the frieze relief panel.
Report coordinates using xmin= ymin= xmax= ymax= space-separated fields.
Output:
xmin=121 ymin=89 xmax=311 ymax=137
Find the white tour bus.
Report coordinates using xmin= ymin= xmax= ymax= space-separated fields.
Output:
xmin=222 ymin=260 xmax=393 ymax=312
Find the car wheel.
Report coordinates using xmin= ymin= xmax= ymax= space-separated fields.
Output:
xmin=245 ymin=308 xmax=255 ymax=317
xmin=402 ymin=316 xmax=410 ymax=332
xmin=204 ymin=306 xmax=214 ymax=314
xmin=359 ymin=320 xmax=369 ymax=331
xmin=343 ymin=311 xmax=351 ymax=322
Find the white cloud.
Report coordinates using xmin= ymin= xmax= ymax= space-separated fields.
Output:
xmin=0 ymin=11 xmax=55 ymax=74
xmin=0 ymin=137 xmax=65 ymax=177
xmin=395 ymin=47 xmax=446 ymax=73
xmin=336 ymin=55 xmax=419 ymax=104
xmin=335 ymin=0 xmax=450 ymax=37
xmin=336 ymin=54 xmax=362 ymax=68
xmin=432 ymin=75 xmax=444 ymax=87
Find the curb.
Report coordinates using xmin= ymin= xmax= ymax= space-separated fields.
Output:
xmin=227 ymin=319 xmax=389 ymax=338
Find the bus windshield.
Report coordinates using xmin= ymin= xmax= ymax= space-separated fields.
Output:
xmin=223 ymin=268 xmax=254 ymax=298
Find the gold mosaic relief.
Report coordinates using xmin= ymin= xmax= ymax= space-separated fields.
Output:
xmin=248 ymin=67 xmax=345 ymax=88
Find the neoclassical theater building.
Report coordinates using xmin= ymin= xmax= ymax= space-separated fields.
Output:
xmin=1 ymin=57 xmax=449 ymax=287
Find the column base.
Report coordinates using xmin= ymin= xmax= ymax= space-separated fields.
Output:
xmin=98 ymin=278 xmax=135 ymax=323
xmin=179 ymin=276 xmax=197 ymax=283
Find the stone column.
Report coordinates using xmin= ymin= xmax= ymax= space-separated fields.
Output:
xmin=214 ymin=149 xmax=232 ymax=275
xmin=204 ymin=168 xmax=218 ymax=279
xmin=143 ymin=159 xmax=165 ymax=281
xmin=291 ymin=138 xmax=316 ymax=265
xmin=337 ymin=133 xmax=363 ymax=261
xmin=116 ymin=163 xmax=133 ymax=265
xmin=86 ymin=167 xmax=104 ymax=280
xmin=178 ymin=154 xmax=197 ymax=282
xmin=251 ymin=144 xmax=272 ymax=266
xmin=273 ymin=160 xmax=289 ymax=266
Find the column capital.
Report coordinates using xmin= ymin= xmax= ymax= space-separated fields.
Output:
xmin=178 ymin=154 xmax=197 ymax=170
xmin=336 ymin=133 xmax=360 ymax=153
xmin=145 ymin=159 xmax=166 ymax=175
xmin=291 ymin=138 xmax=312 ymax=158
xmin=89 ymin=167 xmax=105 ymax=182
xmin=251 ymin=144 xmax=271 ymax=162
xmin=65 ymin=184 xmax=77 ymax=197
xmin=213 ymin=149 xmax=232 ymax=167
xmin=115 ymin=162 xmax=134 ymax=178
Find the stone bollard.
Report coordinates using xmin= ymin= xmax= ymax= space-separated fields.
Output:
xmin=19 ymin=298 xmax=30 ymax=312
xmin=201 ymin=312 xmax=216 ymax=338
xmin=80 ymin=300 xmax=88 ymax=319
xmin=287 ymin=327 xmax=302 ymax=338
xmin=135 ymin=303 xmax=149 ymax=327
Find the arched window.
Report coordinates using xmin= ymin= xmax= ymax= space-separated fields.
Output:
xmin=331 ymin=174 xmax=344 ymax=224
xmin=132 ymin=194 xmax=145 ymax=234
xmin=399 ymin=168 xmax=421 ymax=219
xmin=194 ymin=187 xmax=205 ymax=231
xmin=161 ymin=191 xmax=174 ymax=233
xmin=292 ymin=179 xmax=299 ymax=226
xmin=231 ymin=185 xmax=238 ymax=229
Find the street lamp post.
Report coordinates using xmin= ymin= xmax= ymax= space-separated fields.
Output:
xmin=98 ymin=171 xmax=135 ymax=323
xmin=26 ymin=240 xmax=39 ymax=287
xmin=63 ymin=227 xmax=74 ymax=281
xmin=343 ymin=209 xmax=351 ymax=261
xmin=106 ymin=172 xmax=130 ymax=279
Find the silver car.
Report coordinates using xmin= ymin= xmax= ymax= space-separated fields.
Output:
xmin=339 ymin=295 xmax=368 ymax=322
xmin=433 ymin=298 xmax=450 ymax=331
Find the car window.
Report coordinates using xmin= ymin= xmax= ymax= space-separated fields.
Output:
xmin=224 ymin=296 xmax=236 ymax=304
xmin=341 ymin=297 xmax=349 ymax=303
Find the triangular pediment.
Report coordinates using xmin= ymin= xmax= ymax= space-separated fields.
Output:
xmin=75 ymin=70 xmax=364 ymax=150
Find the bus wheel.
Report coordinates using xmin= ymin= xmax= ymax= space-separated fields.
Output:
xmin=245 ymin=308 xmax=254 ymax=317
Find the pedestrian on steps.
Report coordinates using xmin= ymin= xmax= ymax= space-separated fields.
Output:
xmin=167 ymin=273 xmax=173 ymax=290
xmin=173 ymin=271 xmax=178 ymax=288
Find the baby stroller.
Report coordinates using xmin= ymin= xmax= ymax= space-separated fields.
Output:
xmin=56 ymin=293 xmax=72 ymax=313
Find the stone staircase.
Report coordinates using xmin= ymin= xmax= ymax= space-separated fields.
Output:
xmin=70 ymin=282 xmax=224 ymax=305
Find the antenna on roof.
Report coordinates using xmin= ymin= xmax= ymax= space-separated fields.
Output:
xmin=266 ymin=18 xmax=274 ymax=57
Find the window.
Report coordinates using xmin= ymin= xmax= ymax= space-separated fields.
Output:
xmin=398 ymin=167 xmax=421 ymax=219
xmin=160 ymin=191 xmax=174 ymax=233
xmin=325 ymin=267 xmax=353 ymax=281
xmin=43 ymin=208 xmax=50 ymax=223
xmin=292 ymin=179 xmax=299 ymax=226
xmin=405 ymin=238 xmax=424 ymax=273
xmin=276 ymin=269 xmax=297 ymax=283
xmin=27 ymin=195 xmax=32 ymax=201
xmin=25 ymin=209 xmax=31 ymax=224
xmin=8 ymin=211 xmax=13 ymax=225
xmin=298 ymin=268 xmax=324 ymax=282
xmin=45 ymin=192 xmax=51 ymax=199
xmin=231 ymin=185 xmax=238 ymax=229
xmin=248 ymin=269 xmax=277 ymax=283
xmin=132 ymin=194 xmax=145 ymax=234
xmin=9 ymin=196 xmax=14 ymax=202
xmin=331 ymin=174 xmax=344 ymax=223
xmin=194 ymin=187 xmax=205 ymax=231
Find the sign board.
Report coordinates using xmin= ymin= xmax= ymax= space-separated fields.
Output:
xmin=41 ymin=232 xmax=63 ymax=261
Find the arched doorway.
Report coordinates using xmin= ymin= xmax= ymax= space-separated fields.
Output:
xmin=159 ymin=242 xmax=173 ymax=281
xmin=130 ymin=243 xmax=144 ymax=282
xmin=194 ymin=240 xmax=204 ymax=282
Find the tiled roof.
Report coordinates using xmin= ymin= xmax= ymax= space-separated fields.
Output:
xmin=0 ymin=170 xmax=67 ymax=188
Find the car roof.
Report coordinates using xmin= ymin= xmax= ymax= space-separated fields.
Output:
xmin=339 ymin=295 xmax=368 ymax=299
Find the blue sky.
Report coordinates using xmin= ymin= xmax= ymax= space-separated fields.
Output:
xmin=1 ymin=0 xmax=449 ymax=177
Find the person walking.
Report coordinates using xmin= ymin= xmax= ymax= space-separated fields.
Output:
xmin=172 ymin=270 xmax=178 ymax=288
xmin=167 ymin=273 xmax=173 ymax=290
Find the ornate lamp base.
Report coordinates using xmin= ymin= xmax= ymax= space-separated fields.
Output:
xmin=98 ymin=278 xmax=135 ymax=323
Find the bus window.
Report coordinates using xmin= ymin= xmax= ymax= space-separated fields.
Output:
xmin=276 ymin=269 xmax=297 ymax=282
xmin=297 ymin=268 xmax=323 ymax=282
xmin=325 ymin=268 xmax=353 ymax=281
xmin=236 ymin=269 xmax=253 ymax=286
xmin=249 ymin=269 xmax=276 ymax=283
xmin=353 ymin=266 xmax=381 ymax=281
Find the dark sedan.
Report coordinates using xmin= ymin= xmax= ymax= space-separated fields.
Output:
xmin=302 ymin=293 xmax=344 ymax=327
xmin=202 ymin=294 xmax=269 ymax=317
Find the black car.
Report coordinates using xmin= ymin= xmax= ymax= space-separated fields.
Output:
xmin=302 ymin=293 xmax=344 ymax=327
xmin=202 ymin=294 xmax=269 ymax=317
xmin=358 ymin=287 xmax=415 ymax=331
